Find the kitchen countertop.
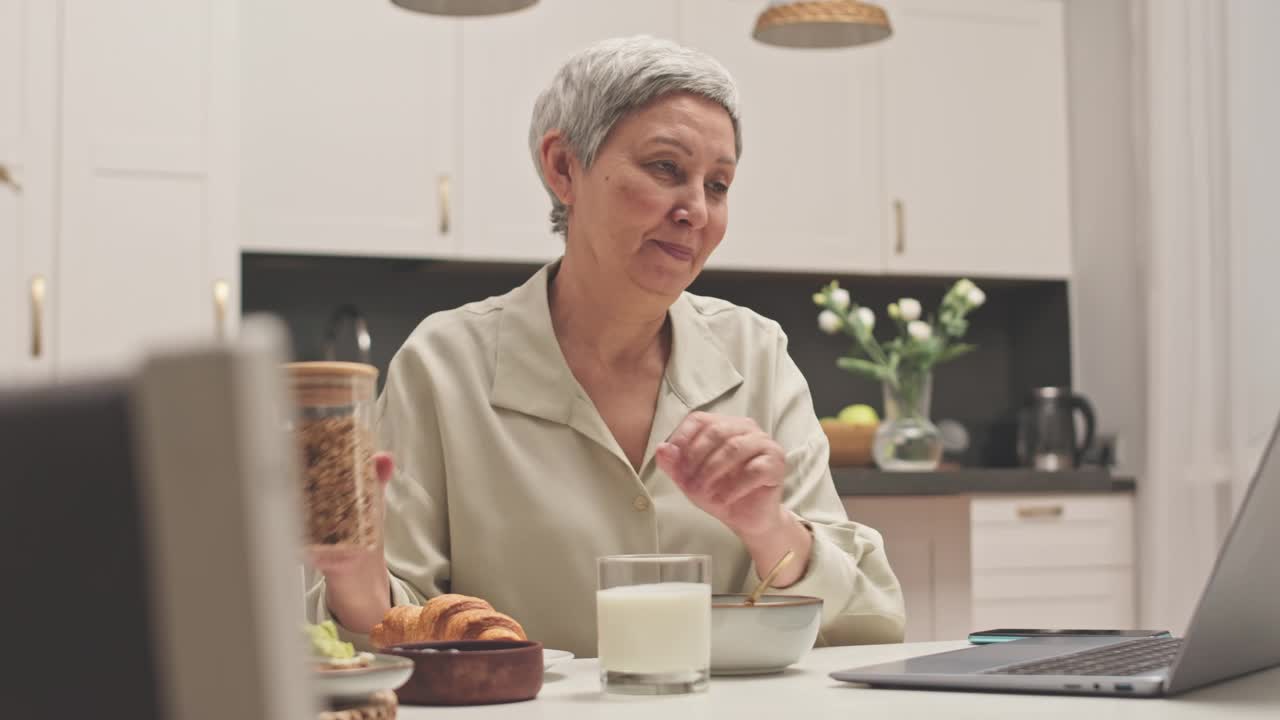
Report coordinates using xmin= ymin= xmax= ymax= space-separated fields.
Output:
xmin=831 ymin=467 xmax=1135 ymax=496
xmin=398 ymin=641 xmax=1280 ymax=719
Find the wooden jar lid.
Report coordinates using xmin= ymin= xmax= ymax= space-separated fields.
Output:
xmin=285 ymin=362 xmax=378 ymax=407
xmin=286 ymin=361 xmax=379 ymax=379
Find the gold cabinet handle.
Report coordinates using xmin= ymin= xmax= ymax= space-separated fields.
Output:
xmin=0 ymin=164 xmax=21 ymax=193
xmin=437 ymin=174 xmax=451 ymax=235
xmin=1016 ymin=504 xmax=1065 ymax=520
xmin=30 ymin=275 xmax=46 ymax=357
xmin=213 ymin=279 xmax=230 ymax=341
xmin=893 ymin=199 xmax=905 ymax=254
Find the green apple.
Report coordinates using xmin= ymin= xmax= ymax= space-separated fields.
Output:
xmin=837 ymin=404 xmax=879 ymax=426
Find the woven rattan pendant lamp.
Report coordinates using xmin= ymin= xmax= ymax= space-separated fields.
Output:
xmin=391 ymin=0 xmax=537 ymax=16
xmin=754 ymin=0 xmax=892 ymax=48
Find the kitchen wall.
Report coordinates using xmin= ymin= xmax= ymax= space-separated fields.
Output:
xmin=1064 ymin=0 xmax=1145 ymax=478
xmin=1065 ymin=0 xmax=1280 ymax=632
xmin=243 ymin=253 xmax=1072 ymax=467
xmin=1227 ymin=0 xmax=1280 ymax=498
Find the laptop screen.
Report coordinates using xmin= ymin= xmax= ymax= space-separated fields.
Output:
xmin=1169 ymin=413 xmax=1280 ymax=693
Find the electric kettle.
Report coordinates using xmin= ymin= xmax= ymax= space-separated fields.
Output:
xmin=1017 ymin=387 xmax=1096 ymax=470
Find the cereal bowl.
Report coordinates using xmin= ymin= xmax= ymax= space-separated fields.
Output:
xmin=711 ymin=594 xmax=823 ymax=675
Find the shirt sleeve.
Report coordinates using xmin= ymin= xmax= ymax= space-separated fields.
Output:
xmin=738 ymin=327 xmax=907 ymax=646
xmin=308 ymin=340 xmax=451 ymax=649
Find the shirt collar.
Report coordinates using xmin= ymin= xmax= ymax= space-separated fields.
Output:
xmin=490 ymin=261 xmax=744 ymax=425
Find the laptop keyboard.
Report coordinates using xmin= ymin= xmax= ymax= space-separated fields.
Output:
xmin=982 ymin=637 xmax=1183 ymax=677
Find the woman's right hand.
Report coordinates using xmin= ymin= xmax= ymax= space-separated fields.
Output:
xmin=305 ymin=451 xmax=395 ymax=634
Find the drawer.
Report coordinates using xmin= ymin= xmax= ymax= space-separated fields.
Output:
xmin=972 ymin=597 xmax=1136 ymax=631
xmin=973 ymin=567 xmax=1136 ymax=629
xmin=973 ymin=567 xmax=1134 ymax=603
xmin=971 ymin=493 xmax=1132 ymax=525
xmin=972 ymin=566 xmax=1136 ymax=627
xmin=971 ymin=494 xmax=1134 ymax=570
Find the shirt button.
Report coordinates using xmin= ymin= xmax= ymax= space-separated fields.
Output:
xmin=632 ymin=495 xmax=652 ymax=512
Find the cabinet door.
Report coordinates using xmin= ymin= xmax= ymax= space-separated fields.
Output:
xmin=0 ymin=0 xmax=57 ymax=386
xmin=57 ymin=0 xmax=238 ymax=376
xmin=241 ymin=0 xmax=458 ymax=259
xmin=881 ymin=0 xmax=1071 ymax=279
xmin=844 ymin=495 xmax=972 ymax=641
xmin=457 ymin=0 xmax=679 ymax=263
xmin=681 ymin=0 xmax=883 ymax=273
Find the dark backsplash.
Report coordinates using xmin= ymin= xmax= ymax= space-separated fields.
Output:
xmin=243 ymin=253 xmax=1072 ymax=467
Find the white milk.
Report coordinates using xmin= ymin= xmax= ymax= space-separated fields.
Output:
xmin=597 ymin=582 xmax=711 ymax=674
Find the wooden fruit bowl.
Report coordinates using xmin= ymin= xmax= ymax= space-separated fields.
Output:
xmin=820 ymin=419 xmax=877 ymax=467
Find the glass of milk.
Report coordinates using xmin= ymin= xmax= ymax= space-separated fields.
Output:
xmin=597 ymin=554 xmax=711 ymax=694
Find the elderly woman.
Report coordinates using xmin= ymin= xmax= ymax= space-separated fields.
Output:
xmin=310 ymin=35 xmax=904 ymax=658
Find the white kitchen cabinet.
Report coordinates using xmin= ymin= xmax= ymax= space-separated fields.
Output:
xmin=842 ymin=492 xmax=1135 ymax=640
xmin=234 ymin=0 xmax=1071 ymax=279
xmin=36 ymin=0 xmax=240 ymax=379
xmin=0 ymin=0 xmax=57 ymax=386
xmin=456 ymin=0 xmax=680 ymax=263
xmin=241 ymin=0 xmax=459 ymax=260
xmin=681 ymin=0 xmax=883 ymax=274
xmin=880 ymin=0 xmax=1072 ymax=279
xmin=844 ymin=496 xmax=973 ymax=642
xmin=971 ymin=494 xmax=1137 ymax=629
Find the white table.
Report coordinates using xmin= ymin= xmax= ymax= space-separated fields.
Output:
xmin=397 ymin=641 xmax=1280 ymax=719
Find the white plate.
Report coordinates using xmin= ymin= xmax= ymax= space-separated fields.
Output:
xmin=543 ymin=648 xmax=575 ymax=670
xmin=313 ymin=653 xmax=414 ymax=699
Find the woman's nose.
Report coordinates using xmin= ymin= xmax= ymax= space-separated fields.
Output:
xmin=672 ymin=185 xmax=709 ymax=229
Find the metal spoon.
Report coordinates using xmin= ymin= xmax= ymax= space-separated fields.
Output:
xmin=744 ymin=549 xmax=796 ymax=606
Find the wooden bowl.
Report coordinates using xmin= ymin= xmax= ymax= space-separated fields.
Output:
xmin=383 ymin=640 xmax=543 ymax=706
xmin=821 ymin=419 xmax=877 ymax=466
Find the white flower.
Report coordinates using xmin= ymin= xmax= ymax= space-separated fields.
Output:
xmin=812 ymin=292 xmax=825 ymax=306
xmin=898 ymin=298 xmax=922 ymax=322
xmin=830 ymin=288 xmax=851 ymax=311
xmin=855 ymin=307 xmax=875 ymax=331
xmin=818 ymin=310 xmax=843 ymax=335
xmin=966 ymin=286 xmax=986 ymax=307
xmin=887 ymin=302 xmax=900 ymax=320
xmin=908 ymin=320 xmax=932 ymax=341
xmin=954 ymin=279 xmax=976 ymax=296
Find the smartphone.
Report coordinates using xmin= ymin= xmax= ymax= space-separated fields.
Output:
xmin=967 ymin=628 xmax=1173 ymax=644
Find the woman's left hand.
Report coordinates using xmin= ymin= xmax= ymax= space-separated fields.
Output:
xmin=655 ymin=411 xmax=789 ymax=540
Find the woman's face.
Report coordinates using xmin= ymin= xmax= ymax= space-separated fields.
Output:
xmin=566 ymin=92 xmax=737 ymax=301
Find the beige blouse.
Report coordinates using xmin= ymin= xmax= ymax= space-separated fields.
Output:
xmin=313 ymin=263 xmax=905 ymax=658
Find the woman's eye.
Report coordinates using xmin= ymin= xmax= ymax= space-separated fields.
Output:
xmin=707 ymin=181 xmax=730 ymax=195
xmin=652 ymin=160 xmax=679 ymax=175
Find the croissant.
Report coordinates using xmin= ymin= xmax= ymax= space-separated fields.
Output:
xmin=370 ymin=593 xmax=527 ymax=648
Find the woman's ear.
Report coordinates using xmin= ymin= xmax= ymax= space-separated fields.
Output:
xmin=539 ymin=129 xmax=577 ymax=205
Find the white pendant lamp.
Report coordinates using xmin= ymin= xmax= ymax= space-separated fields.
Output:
xmin=754 ymin=0 xmax=892 ymax=49
xmin=390 ymin=0 xmax=537 ymax=17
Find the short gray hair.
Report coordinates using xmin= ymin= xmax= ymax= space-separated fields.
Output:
xmin=528 ymin=35 xmax=742 ymax=237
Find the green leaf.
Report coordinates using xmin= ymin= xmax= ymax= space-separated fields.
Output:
xmin=935 ymin=343 xmax=976 ymax=364
xmin=837 ymin=357 xmax=892 ymax=382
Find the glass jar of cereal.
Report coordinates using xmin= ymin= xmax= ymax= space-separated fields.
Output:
xmin=285 ymin=361 xmax=379 ymax=550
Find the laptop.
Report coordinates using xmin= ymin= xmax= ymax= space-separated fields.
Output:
xmin=2 ymin=318 xmax=316 ymax=719
xmin=832 ymin=415 xmax=1280 ymax=697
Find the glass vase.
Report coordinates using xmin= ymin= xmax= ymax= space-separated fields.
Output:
xmin=873 ymin=371 xmax=943 ymax=471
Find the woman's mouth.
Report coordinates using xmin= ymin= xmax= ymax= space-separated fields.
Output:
xmin=653 ymin=240 xmax=694 ymax=261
